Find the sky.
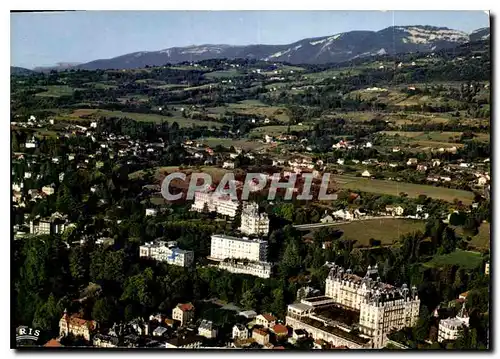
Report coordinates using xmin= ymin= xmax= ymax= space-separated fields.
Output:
xmin=11 ymin=10 xmax=490 ymax=69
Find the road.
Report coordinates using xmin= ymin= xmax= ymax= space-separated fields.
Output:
xmin=293 ymin=215 xmax=407 ymax=230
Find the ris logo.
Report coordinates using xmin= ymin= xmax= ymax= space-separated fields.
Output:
xmin=16 ymin=326 xmax=41 ymax=343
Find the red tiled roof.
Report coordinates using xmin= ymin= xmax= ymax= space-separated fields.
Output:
xmin=261 ymin=313 xmax=276 ymax=322
xmin=177 ymin=303 xmax=194 ymax=312
xmin=334 ymin=345 xmax=349 ymax=349
xmin=271 ymin=324 xmax=288 ymax=335
xmin=253 ymin=328 xmax=269 ymax=337
xmin=44 ymin=339 xmax=63 ymax=347
xmin=62 ymin=313 xmax=97 ymax=331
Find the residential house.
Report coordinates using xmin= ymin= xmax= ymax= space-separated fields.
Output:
xmin=42 ymin=184 xmax=55 ymax=196
xmin=478 ymin=176 xmax=488 ymax=185
xmin=172 ymin=303 xmax=195 ymax=326
xmin=386 ymin=206 xmax=404 ymax=217
xmin=270 ymin=324 xmax=289 ymax=339
xmin=59 ymin=310 xmax=98 ymax=341
xmin=438 ymin=303 xmax=469 ymax=342
xmin=252 ymin=328 xmax=270 ymax=346
xmin=416 ymin=165 xmax=428 ymax=172
xmin=337 ymin=159 xmax=345 ymax=165
xmin=406 ymin=158 xmax=418 ymax=166
xmin=232 ymin=324 xmax=249 ymax=340
xmin=198 ymin=319 xmax=217 ymax=339
xmin=256 ymin=314 xmax=277 ymax=328
xmin=223 ymin=161 xmax=235 ymax=169
xmin=93 ymin=334 xmax=119 ymax=348
xmin=30 ymin=212 xmax=70 ymax=235
xmin=361 ymin=170 xmax=371 ymax=178
xmin=431 ymin=159 xmax=441 ymax=167
xmin=332 ymin=209 xmax=353 ymax=221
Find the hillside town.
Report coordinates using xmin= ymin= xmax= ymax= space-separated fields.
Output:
xmin=12 ymin=12 xmax=490 ymax=351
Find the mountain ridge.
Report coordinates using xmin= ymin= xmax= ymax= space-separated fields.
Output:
xmin=23 ymin=25 xmax=491 ymax=71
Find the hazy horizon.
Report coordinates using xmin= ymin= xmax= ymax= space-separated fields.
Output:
xmin=11 ymin=10 xmax=490 ymax=69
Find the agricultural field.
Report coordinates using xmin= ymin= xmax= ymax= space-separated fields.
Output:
xmin=249 ymin=125 xmax=308 ymax=137
xmin=334 ymin=218 xmax=425 ymax=247
xmin=332 ymin=174 xmax=475 ymax=204
xmin=206 ymin=101 xmax=291 ymax=123
xmin=35 ymin=85 xmax=79 ymax=97
xmin=197 ymin=137 xmax=270 ymax=151
xmin=454 ymin=222 xmax=491 ymax=250
xmin=204 ymin=69 xmax=244 ymax=79
xmin=62 ymin=109 xmax=222 ymax=128
xmin=423 ymin=249 xmax=483 ymax=270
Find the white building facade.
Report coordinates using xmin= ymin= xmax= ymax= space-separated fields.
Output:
xmin=285 ymin=264 xmax=420 ymax=349
xmin=210 ymin=234 xmax=267 ymax=262
xmin=191 ymin=191 xmax=240 ymax=218
xmin=218 ymin=259 xmax=272 ymax=278
xmin=239 ymin=202 xmax=270 ymax=236
xmin=139 ymin=241 xmax=194 ymax=267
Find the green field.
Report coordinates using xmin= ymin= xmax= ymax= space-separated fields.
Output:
xmin=454 ymin=222 xmax=490 ymax=250
xmin=380 ymin=131 xmax=463 ymax=142
xmin=207 ymin=101 xmax=290 ymax=123
xmin=250 ymin=125 xmax=308 ymax=137
xmin=35 ymin=85 xmax=78 ymax=97
xmin=423 ymin=250 xmax=483 ymax=270
xmin=205 ymin=69 xmax=243 ymax=79
xmin=333 ymin=175 xmax=474 ymax=204
xmin=64 ymin=109 xmax=222 ymax=128
xmin=334 ymin=218 xmax=425 ymax=247
xmin=198 ymin=137 xmax=270 ymax=151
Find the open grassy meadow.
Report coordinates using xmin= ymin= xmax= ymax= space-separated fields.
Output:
xmin=197 ymin=137 xmax=270 ymax=151
xmin=423 ymin=250 xmax=483 ymax=270
xmin=335 ymin=218 xmax=425 ymax=247
xmin=332 ymin=175 xmax=474 ymax=204
xmin=35 ymin=85 xmax=79 ymax=97
xmin=63 ymin=109 xmax=222 ymax=128
xmin=453 ymin=222 xmax=490 ymax=250
xmin=250 ymin=125 xmax=308 ymax=137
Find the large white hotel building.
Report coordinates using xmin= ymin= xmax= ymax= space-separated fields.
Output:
xmin=239 ymin=202 xmax=270 ymax=236
xmin=286 ymin=263 xmax=420 ymax=349
xmin=139 ymin=241 xmax=194 ymax=267
xmin=191 ymin=190 xmax=239 ymax=218
xmin=210 ymin=234 xmax=268 ymax=262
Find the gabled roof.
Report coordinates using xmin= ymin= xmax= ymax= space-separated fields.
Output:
xmin=44 ymin=338 xmax=63 ymax=347
xmin=176 ymin=303 xmax=194 ymax=312
xmin=253 ymin=328 xmax=269 ymax=337
xmin=271 ymin=324 xmax=288 ymax=335
xmin=260 ymin=313 xmax=276 ymax=322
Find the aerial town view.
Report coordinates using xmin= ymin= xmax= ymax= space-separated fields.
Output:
xmin=11 ymin=10 xmax=490 ymax=350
